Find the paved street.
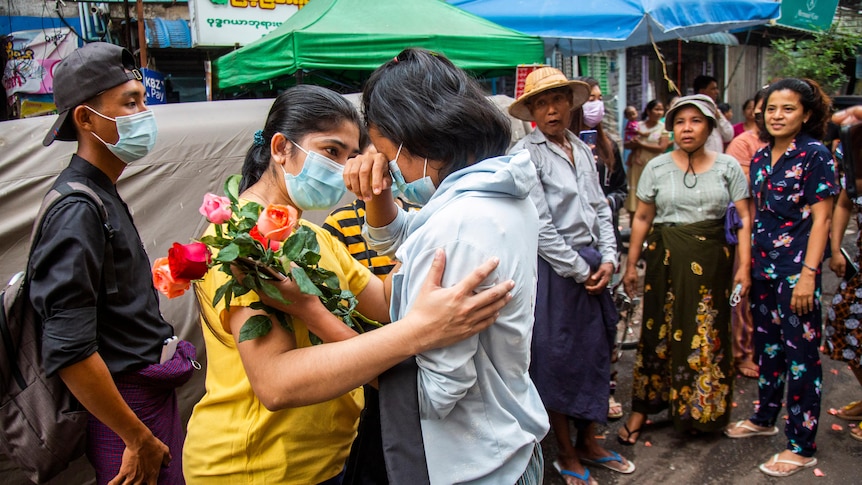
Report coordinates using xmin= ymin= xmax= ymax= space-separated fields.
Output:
xmin=542 ymin=217 xmax=862 ymax=484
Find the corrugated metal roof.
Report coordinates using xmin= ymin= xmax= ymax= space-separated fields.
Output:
xmin=686 ymin=32 xmax=740 ymax=46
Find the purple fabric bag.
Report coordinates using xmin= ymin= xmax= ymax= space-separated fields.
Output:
xmin=725 ymin=202 xmax=742 ymax=245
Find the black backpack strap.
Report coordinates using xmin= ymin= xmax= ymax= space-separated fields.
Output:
xmin=31 ymin=182 xmax=118 ymax=296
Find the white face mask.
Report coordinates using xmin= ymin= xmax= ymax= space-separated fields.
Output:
xmin=86 ymin=106 xmax=158 ymax=164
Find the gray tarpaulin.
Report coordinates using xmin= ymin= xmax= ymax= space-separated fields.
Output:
xmin=0 ymin=94 xmax=528 ymax=483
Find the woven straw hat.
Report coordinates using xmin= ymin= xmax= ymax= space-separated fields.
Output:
xmin=508 ymin=67 xmax=590 ymax=121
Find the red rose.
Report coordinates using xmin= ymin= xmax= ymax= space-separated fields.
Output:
xmin=152 ymin=257 xmax=191 ymax=299
xmin=257 ymin=203 xmax=298 ymax=242
xmin=249 ymin=225 xmax=281 ymax=251
xmin=168 ymin=242 xmax=211 ymax=280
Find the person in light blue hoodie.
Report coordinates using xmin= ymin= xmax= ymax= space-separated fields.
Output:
xmin=344 ymin=48 xmax=549 ymax=485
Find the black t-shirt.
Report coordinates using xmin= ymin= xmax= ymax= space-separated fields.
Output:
xmin=28 ymin=155 xmax=173 ymax=376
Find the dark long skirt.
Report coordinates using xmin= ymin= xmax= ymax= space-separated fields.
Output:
xmin=87 ymin=341 xmax=195 ymax=485
xmin=631 ymin=220 xmax=735 ymax=432
xmin=530 ymin=257 xmax=618 ymax=423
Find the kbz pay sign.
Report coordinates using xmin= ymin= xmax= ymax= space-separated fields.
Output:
xmin=141 ymin=68 xmax=166 ymax=105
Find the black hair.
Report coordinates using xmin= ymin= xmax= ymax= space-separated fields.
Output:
xmin=362 ymin=48 xmax=510 ymax=179
xmin=717 ymin=102 xmax=731 ymax=114
xmin=641 ymin=99 xmax=662 ymax=120
xmin=753 ymin=87 xmax=769 ymax=142
xmin=761 ymin=78 xmax=831 ymax=144
xmin=570 ymin=76 xmax=614 ymax=170
xmin=742 ymin=98 xmax=755 ymax=112
xmin=693 ymin=75 xmax=718 ymax=93
xmin=241 ymin=85 xmax=362 ymax=192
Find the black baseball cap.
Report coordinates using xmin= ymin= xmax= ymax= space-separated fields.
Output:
xmin=43 ymin=42 xmax=142 ymax=146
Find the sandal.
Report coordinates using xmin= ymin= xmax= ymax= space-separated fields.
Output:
xmin=724 ymin=420 xmax=779 ymax=439
xmin=608 ymin=396 xmax=624 ymax=420
xmin=758 ymin=453 xmax=817 ymax=477
xmin=851 ymin=423 xmax=862 ymax=442
xmin=617 ymin=422 xmax=641 ymax=446
xmin=835 ymin=400 xmax=862 ymax=421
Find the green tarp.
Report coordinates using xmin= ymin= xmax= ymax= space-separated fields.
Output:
xmin=214 ymin=0 xmax=544 ymax=91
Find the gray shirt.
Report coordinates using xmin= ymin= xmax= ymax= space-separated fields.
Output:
xmin=636 ymin=152 xmax=749 ymax=224
xmin=511 ymin=129 xmax=617 ymax=283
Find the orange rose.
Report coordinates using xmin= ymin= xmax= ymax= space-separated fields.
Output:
xmin=256 ymin=203 xmax=298 ymax=242
xmin=152 ymin=257 xmax=191 ymax=299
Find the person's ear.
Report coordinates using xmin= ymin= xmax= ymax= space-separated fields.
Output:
xmin=270 ymin=132 xmax=288 ymax=165
xmin=71 ymin=105 xmax=96 ymax=132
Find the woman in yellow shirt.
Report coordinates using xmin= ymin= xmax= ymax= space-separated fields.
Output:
xmin=182 ymin=85 xmax=512 ymax=484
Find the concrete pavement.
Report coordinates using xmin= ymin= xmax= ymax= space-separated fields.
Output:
xmin=541 ymin=222 xmax=862 ymax=484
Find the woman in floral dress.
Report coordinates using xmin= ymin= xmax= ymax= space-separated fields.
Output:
xmin=826 ymin=143 xmax=862 ymax=437
xmin=619 ymin=95 xmax=751 ymax=444
xmin=724 ymin=78 xmax=837 ymax=477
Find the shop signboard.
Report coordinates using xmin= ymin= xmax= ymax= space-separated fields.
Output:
xmin=515 ymin=64 xmax=543 ymax=99
xmin=3 ymin=28 xmax=77 ymax=99
xmin=778 ymin=0 xmax=839 ymax=32
xmin=141 ymin=68 xmax=167 ymax=105
xmin=188 ymin=0 xmax=305 ymax=47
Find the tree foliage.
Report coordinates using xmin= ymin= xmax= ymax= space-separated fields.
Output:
xmin=768 ymin=27 xmax=862 ymax=95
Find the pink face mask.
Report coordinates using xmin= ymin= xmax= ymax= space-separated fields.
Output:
xmin=582 ymin=100 xmax=605 ymax=128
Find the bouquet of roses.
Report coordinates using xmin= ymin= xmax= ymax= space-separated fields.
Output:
xmin=152 ymin=174 xmax=378 ymax=343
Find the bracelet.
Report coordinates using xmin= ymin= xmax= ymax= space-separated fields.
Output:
xmin=801 ymin=262 xmax=820 ymax=274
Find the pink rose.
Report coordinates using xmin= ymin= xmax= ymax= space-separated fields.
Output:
xmin=199 ymin=193 xmax=232 ymax=224
xmin=152 ymin=257 xmax=191 ymax=299
xmin=256 ymin=203 xmax=298 ymax=242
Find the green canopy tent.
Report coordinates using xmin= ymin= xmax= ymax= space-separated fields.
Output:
xmin=214 ymin=0 xmax=544 ymax=92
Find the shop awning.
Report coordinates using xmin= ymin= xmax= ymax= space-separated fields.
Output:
xmin=214 ymin=0 xmax=544 ymax=91
xmin=449 ymin=0 xmax=780 ymax=55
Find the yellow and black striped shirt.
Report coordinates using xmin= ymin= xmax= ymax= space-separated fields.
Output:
xmin=322 ymin=200 xmax=401 ymax=279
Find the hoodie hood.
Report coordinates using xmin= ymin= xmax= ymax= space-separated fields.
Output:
xmin=410 ymin=150 xmax=536 ymax=228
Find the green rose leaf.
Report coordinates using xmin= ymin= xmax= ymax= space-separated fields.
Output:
xmin=215 ymin=243 xmax=240 ymax=262
xmin=232 ymin=232 xmax=260 ymax=252
xmin=238 ymin=314 xmax=273 ymax=342
xmin=199 ymin=235 xmax=230 ymax=248
xmin=225 ymin=174 xmax=242 ymax=203
xmin=238 ymin=201 xmax=263 ymax=221
xmin=292 ymin=266 xmax=323 ymax=296
xmin=258 ymin=280 xmax=290 ymax=305
xmin=213 ymin=280 xmax=233 ymax=308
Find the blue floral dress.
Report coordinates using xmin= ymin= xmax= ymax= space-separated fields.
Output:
xmin=748 ymin=133 xmax=838 ymax=457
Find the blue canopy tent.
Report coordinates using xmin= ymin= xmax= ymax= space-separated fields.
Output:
xmin=449 ymin=0 xmax=781 ymax=56
xmin=450 ymin=0 xmax=781 ymax=134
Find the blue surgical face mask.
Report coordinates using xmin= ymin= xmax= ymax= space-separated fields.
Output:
xmin=86 ymin=106 xmax=158 ymax=164
xmin=388 ymin=144 xmax=435 ymax=206
xmin=283 ymin=140 xmax=347 ymax=211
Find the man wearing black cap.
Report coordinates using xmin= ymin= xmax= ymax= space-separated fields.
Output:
xmin=30 ymin=42 xmax=190 ymax=484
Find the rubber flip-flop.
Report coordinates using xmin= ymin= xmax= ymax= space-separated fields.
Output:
xmin=835 ymin=400 xmax=862 ymax=421
xmin=758 ymin=454 xmax=817 ymax=477
xmin=608 ymin=396 xmax=624 ymax=420
xmin=724 ymin=420 xmax=779 ymax=438
xmin=617 ymin=422 xmax=642 ymax=445
xmin=553 ymin=460 xmax=594 ymax=485
xmin=581 ymin=451 xmax=636 ymax=474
